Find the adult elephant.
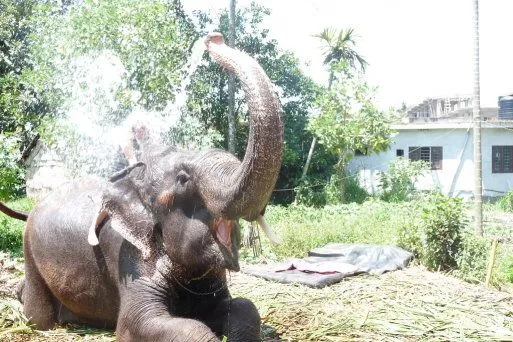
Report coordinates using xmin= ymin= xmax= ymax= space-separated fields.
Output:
xmin=1 ymin=32 xmax=283 ymax=342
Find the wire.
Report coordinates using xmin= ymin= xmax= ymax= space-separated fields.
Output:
xmin=274 ymin=123 xmax=512 ymax=194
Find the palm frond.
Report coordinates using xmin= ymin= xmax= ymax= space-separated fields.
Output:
xmin=315 ymin=27 xmax=367 ymax=72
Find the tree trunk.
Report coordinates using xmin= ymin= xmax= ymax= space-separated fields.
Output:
xmin=337 ymin=153 xmax=346 ymax=203
xmin=472 ymin=0 xmax=483 ymax=236
xmin=301 ymin=71 xmax=335 ymax=180
xmin=227 ymin=0 xmax=237 ymax=154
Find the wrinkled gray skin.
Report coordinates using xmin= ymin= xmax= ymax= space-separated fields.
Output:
xmin=15 ymin=33 xmax=283 ymax=342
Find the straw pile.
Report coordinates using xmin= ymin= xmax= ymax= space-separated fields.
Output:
xmin=231 ymin=265 xmax=513 ymax=341
xmin=1 ymin=257 xmax=513 ymax=341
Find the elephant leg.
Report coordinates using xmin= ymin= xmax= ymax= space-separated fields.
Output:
xmin=21 ymin=251 xmax=57 ymax=330
xmin=116 ymin=280 xmax=220 ymax=342
xmin=204 ymin=297 xmax=261 ymax=342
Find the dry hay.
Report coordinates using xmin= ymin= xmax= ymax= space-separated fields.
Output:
xmin=1 ymin=254 xmax=513 ymax=341
xmin=231 ymin=265 xmax=513 ymax=341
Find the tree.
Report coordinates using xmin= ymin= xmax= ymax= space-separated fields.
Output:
xmin=29 ymin=0 xmax=197 ymax=113
xmin=308 ymin=61 xmax=393 ymax=202
xmin=0 ymin=0 xmax=48 ymax=199
xmin=0 ymin=0 xmax=202 ymax=182
xmin=302 ymin=27 xmax=368 ymax=179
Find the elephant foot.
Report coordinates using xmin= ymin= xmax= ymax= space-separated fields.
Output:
xmin=16 ymin=278 xmax=25 ymax=303
xmin=205 ymin=297 xmax=261 ymax=342
xmin=22 ymin=257 xmax=57 ymax=329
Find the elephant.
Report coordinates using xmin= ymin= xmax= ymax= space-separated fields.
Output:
xmin=0 ymin=32 xmax=283 ymax=342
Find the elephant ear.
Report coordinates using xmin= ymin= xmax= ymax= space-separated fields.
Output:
xmin=88 ymin=163 xmax=155 ymax=260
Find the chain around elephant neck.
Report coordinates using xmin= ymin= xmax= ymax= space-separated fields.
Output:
xmin=169 ymin=270 xmax=228 ymax=296
xmin=154 ymin=255 xmax=228 ymax=296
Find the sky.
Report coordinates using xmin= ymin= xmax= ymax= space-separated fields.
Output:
xmin=182 ymin=0 xmax=513 ymax=110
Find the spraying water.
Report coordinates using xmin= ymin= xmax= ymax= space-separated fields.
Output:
xmin=53 ymin=37 xmax=209 ymax=177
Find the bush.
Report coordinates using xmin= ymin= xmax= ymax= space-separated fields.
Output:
xmin=501 ymin=255 xmax=513 ymax=284
xmin=324 ymin=174 xmax=369 ymax=205
xmin=295 ymin=174 xmax=369 ymax=207
xmin=379 ymin=158 xmax=429 ymax=202
xmin=0 ymin=197 xmax=33 ymax=256
xmin=294 ymin=178 xmax=327 ymax=207
xmin=397 ymin=192 xmax=469 ymax=271
xmin=0 ymin=135 xmax=26 ymax=200
xmin=454 ymin=233 xmax=490 ymax=283
xmin=496 ymin=191 xmax=513 ymax=212
xmin=421 ymin=193 xmax=467 ymax=270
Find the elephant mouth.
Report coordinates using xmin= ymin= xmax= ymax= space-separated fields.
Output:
xmin=213 ymin=217 xmax=234 ymax=248
xmin=213 ymin=217 xmax=240 ymax=272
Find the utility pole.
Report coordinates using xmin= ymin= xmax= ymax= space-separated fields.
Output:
xmin=227 ymin=0 xmax=236 ymax=154
xmin=472 ymin=0 xmax=483 ymax=236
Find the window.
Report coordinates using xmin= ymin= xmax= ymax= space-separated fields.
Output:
xmin=408 ymin=146 xmax=443 ymax=170
xmin=492 ymin=146 xmax=513 ymax=173
xmin=396 ymin=149 xmax=404 ymax=157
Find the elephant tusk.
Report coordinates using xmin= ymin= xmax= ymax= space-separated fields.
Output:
xmin=88 ymin=224 xmax=100 ymax=246
xmin=256 ymin=215 xmax=281 ymax=245
xmin=88 ymin=209 xmax=108 ymax=246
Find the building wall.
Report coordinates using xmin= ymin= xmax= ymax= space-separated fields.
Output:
xmin=482 ymin=128 xmax=513 ymax=196
xmin=24 ymin=141 xmax=71 ymax=199
xmin=347 ymin=127 xmax=513 ymax=198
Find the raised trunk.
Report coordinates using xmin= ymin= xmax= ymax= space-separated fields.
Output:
xmin=201 ymin=33 xmax=283 ymax=221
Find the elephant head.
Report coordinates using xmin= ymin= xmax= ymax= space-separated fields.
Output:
xmin=88 ymin=32 xmax=283 ymax=273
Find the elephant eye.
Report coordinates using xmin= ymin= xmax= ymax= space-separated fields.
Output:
xmin=176 ymin=170 xmax=190 ymax=185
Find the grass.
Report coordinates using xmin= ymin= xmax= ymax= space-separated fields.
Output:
xmin=240 ymin=198 xmax=513 ymax=288
xmin=0 ymin=198 xmax=33 ymax=257
xmin=260 ymin=200 xmax=414 ymax=259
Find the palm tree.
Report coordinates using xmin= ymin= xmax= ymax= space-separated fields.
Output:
xmin=301 ymin=27 xmax=368 ymax=180
xmin=472 ymin=0 xmax=483 ymax=236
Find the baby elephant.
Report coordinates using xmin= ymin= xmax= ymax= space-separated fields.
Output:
xmin=2 ymin=32 xmax=283 ymax=342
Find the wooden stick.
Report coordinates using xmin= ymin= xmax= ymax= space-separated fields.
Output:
xmin=485 ymin=239 xmax=499 ymax=287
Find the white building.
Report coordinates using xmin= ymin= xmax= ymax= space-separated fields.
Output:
xmin=347 ymin=121 xmax=513 ymax=198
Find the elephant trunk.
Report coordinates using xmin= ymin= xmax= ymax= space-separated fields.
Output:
xmin=200 ymin=33 xmax=283 ymax=221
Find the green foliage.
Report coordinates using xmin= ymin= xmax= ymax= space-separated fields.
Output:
xmin=421 ymin=193 xmax=467 ymax=271
xmin=496 ymin=191 xmax=513 ymax=212
xmin=294 ymin=173 xmax=369 ymax=207
xmin=324 ymin=174 xmax=369 ymax=205
xmin=0 ymin=0 xmax=47 ymax=198
xmin=454 ymin=233 xmax=489 ymax=283
xmin=309 ymin=62 xmax=393 ymax=160
xmin=379 ymin=157 xmax=429 ymax=202
xmin=293 ymin=178 xmax=327 ymax=207
xmin=398 ymin=193 xmax=468 ymax=271
xmin=501 ymin=255 xmax=513 ymax=284
xmin=30 ymin=0 xmax=196 ymax=112
xmin=308 ymin=62 xmax=393 ymax=202
xmin=0 ymin=197 xmax=33 ymax=256
xmin=314 ymin=27 xmax=368 ymax=72
xmin=0 ymin=135 xmax=25 ymax=200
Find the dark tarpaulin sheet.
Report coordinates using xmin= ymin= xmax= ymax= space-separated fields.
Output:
xmin=242 ymin=243 xmax=413 ymax=288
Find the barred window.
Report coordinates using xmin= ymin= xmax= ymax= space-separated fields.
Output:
xmin=408 ymin=146 xmax=443 ymax=170
xmin=492 ymin=146 xmax=513 ymax=173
